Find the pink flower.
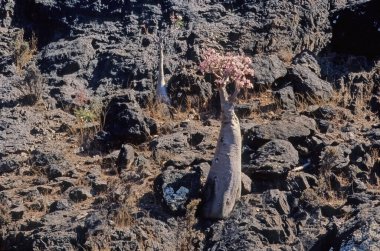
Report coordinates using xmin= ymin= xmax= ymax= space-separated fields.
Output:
xmin=199 ymin=48 xmax=254 ymax=90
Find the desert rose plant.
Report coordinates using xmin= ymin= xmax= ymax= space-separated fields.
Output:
xmin=156 ymin=38 xmax=170 ymax=104
xmin=200 ymin=48 xmax=254 ymax=219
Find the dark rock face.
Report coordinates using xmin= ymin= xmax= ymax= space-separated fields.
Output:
xmin=244 ymin=114 xmax=317 ymax=149
xmin=331 ymin=0 xmax=380 ymax=57
xmin=0 ymin=159 xmax=19 ymax=174
xmin=293 ymin=50 xmax=321 ymax=76
xmin=274 ymin=85 xmax=296 ymax=111
xmin=244 ymin=139 xmax=299 ymax=178
xmin=154 ymin=167 xmax=201 ymax=215
xmin=333 ymin=200 xmax=380 ymax=250
xmin=39 ymin=37 xmax=95 ymax=76
xmin=1 ymin=0 xmax=380 ymax=250
xmin=206 ymin=193 xmax=297 ymax=250
xmin=252 ymin=54 xmax=287 ymax=86
xmin=168 ymin=70 xmax=213 ymax=108
xmin=116 ymin=144 xmax=135 ymax=172
xmin=104 ymin=96 xmax=157 ymax=145
xmin=287 ymin=64 xmax=334 ymax=101
xmin=68 ymin=187 xmax=92 ymax=202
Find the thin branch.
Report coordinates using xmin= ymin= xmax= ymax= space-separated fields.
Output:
xmin=219 ymin=86 xmax=228 ymax=104
xmin=229 ymin=86 xmax=241 ymax=103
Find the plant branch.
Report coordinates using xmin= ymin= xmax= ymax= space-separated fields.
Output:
xmin=229 ymin=86 xmax=241 ymax=103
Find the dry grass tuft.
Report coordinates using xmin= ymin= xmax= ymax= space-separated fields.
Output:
xmin=71 ymin=97 xmax=108 ymax=149
xmin=13 ymin=64 xmax=45 ymax=105
xmin=177 ymin=199 xmax=205 ymax=251
xmin=277 ymin=49 xmax=294 ymax=64
xmin=13 ymin=29 xmax=37 ymax=73
xmin=0 ymin=205 xmax=11 ymax=225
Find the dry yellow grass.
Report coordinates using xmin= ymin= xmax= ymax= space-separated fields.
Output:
xmin=14 ymin=29 xmax=37 ymax=73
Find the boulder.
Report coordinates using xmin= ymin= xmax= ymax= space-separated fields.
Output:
xmin=244 ymin=139 xmax=299 ymax=178
xmin=0 ymin=159 xmax=19 ymax=174
xmin=263 ymin=189 xmax=290 ymax=215
xmin=365 ymin=128 xmax=380 ymax=149
xmin=287 ymin=64 xmax=334 ymax=101
xmin=104 ymin=96 xmax=157 ymax=145
xmin=251 ymin=54 xmax=287 ymax=86
xmin=273 ymin=85 xmax=296 ymax=111
xmin=206 ymin=194 xmax=297 ymax=250
xmin=68 ymin=187 xmax=92 ymax=203
xmin=10 ymin=206 xmax=25 ymax=220
xmin=116 ymin=144 xmax=135 ymax=172
xmin=39 ymin=37 xmax=95 ymax=76
xmin=154 ymin=167 xmax=201 ymax=215
xmin=244 ymin=114 xmax=316 ymax=149
xmin=319 ymin=145 xmax=351 ymax=172
xmin=292 ymin=50 xmax=321 ymax=76
xmin=49 ymin=199 xmax=71 ymax=213
xmin=167 ymin=71 xmax=213 ymax=108
xmin=333 ymin=200 xmax=380 ymax=250
xmin=241 ymin=173 xmax=253 ymax=195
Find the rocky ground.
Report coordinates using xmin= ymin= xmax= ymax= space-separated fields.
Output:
xmin=1 ymin=0 xmax=380 ymax=250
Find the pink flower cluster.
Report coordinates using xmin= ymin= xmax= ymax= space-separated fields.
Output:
xmin=199 ymin=48 xmax=254 ymax=89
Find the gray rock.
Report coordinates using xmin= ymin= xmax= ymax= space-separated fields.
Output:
xmin=206 ymin=194 xmax=297 ymax=250
xmin=252 ymin=54 xmax=288 ymax=86
xmin=47 ymin=164 xmax=64 ymax=180
xmin=188 ymin=132 xmax=205 ymax=147
xmin=36 ymin=186 xmax=53 ymax=195
xmin=234 ymin=103 xmax=259 ymax=118
xmin=18 ymin=187 xmax=41 ymax=202
xmin=26 ymin=199 xmax=45 ymax=212
xmin=241 ymin=173 xmax=253 ymax=195
xmin=334 ymin=200 xmax=380 ymax=251
xmin=68 ymin=187 xmax=92 ymax=202
xmin=244 ymin=114 xmax=317 ymax=149
xmin=154 ymin=167 xmax=201 ymax=215
xmin=150 ymin=132 xmax=203 ymax=168
xmin=245 ymin=139 xmax=299 ymax=177
xmin=287 ymin=172 xmax=318 ymax=191
xmin=168 ymin=70 xmax=213 ymax=108
xmin=288 ymin=64 xmax=334 ymax=101
xmin=10 ymin=206 xmax=24 ymax=220
xmin=319 ymin=145 xmax=350 ymax=172
xmin=0 ymin=159 xmax=19 ymax=174
xmin=116 ymin=144 xmax=135 ymax=172
xmin=104 ymin=96 xmax=157 ymax=145
xmin=56 ymin=177 xmax=76 ymax=192
xmin=263 ymin=189 xmax=290 ymax=215
xmin=39 ymin=37 xmax=95 ymax=76
xmin=91 ymin=179 xmax=108 ymax=194
xmin=293 ymin=50 xmax=321 ymax=76
xmin=274 ymin=85 xmax=296 ymax=111
xmin=20 ymin=219 xmax=44 ymax=231
xmin=365 ymin=128 xmax=380 ymax=148
xmin=31 ymin=150 xmax=63 ymax=167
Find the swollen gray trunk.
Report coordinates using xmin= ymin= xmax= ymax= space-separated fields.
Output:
xmin=202 ymin=87 xmax=242 ymax=219
xmin=156 ymin=41 xmax=170 ymax=104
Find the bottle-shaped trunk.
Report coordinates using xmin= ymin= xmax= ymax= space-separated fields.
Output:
xmin=156 ymin=41 xmax=170 ymax=104
xmin=202 ymin=88 xmax=242 ymax=219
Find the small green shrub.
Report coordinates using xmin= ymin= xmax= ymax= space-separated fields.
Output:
xmin=74 ymin=107 xmax=97 ymax=123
